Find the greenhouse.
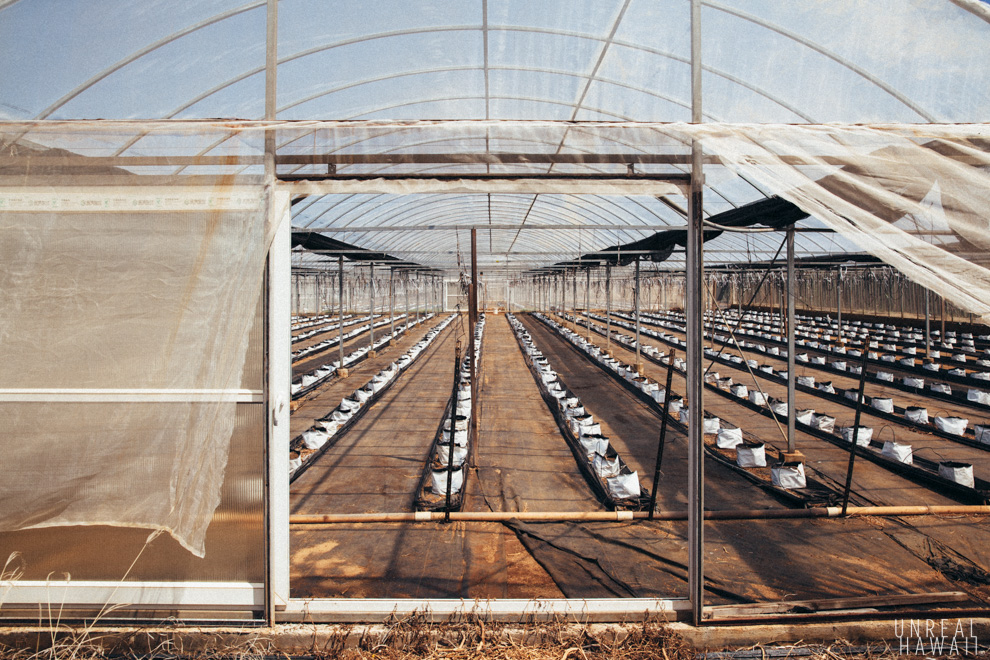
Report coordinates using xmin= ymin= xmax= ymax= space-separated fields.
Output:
xmin=1 ymin=0 xmax=990 ymax=648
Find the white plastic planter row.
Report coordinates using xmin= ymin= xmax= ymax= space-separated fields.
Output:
xmin=881 ymin=441 xmax=913 ymax=464
xmin=933 ymin=416 xmax=968 ymax=436
xmin=736 ymin=443 xmax=767 ymax=468
xmin=904 ymin=407 xmax=929 ymax=424
xmin=938 ymin=462 xmax=975 ymax=488
xmin=840 ymin=426 xmax=873 ymax=446
xmin=771 ymin=462 xmax=806 ymax=489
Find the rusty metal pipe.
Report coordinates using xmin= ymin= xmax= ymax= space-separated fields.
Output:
xmin=290 ymin=505 xmax=990 ymax=525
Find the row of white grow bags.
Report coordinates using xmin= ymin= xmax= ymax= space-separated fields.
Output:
xmin=289 ymin=314 xmax=456 ymax=479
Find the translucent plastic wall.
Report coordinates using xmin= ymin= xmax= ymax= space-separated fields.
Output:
xmin=0 ymin=124 xmax=273 ymax=614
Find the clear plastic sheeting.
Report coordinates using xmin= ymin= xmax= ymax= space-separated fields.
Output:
xmin=689 ymin=123 xmax=990 ymax=323
xmin=0 ymin=180 xmax=274 ymax=557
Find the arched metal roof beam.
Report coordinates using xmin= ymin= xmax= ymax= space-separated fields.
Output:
xmin=35 ymin=2 xmax=266 ymax=120
xmin=304 ymin=194 xmax=650 ymax=257
xmin=701 ymin=0 xmax=937 ymax=121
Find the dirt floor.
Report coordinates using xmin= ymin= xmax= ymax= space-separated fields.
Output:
xmin=287 ymin=312 xmax=990 ymax=607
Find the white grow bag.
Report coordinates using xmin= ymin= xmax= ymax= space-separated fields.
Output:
xmin=445 ymin=415 xmax=469 ymax=431
xmin=442 ymin=428 xmax=468 ymax=447
xmin=967 ymin=389 xmax=990 ymax=405
xmin=904 ymin=407 xmax=929 ymax=424
xmin=730 ymin=384 xmax=748 ymax=398
xmin=606 ymin=472 xmax=641 ymax=500
xmin=903 ymin=377 xmax=925 ymax=388
xmin=702 ymin=417 xmax=721 ymax=434
xmin=870 ymin=397 xmax=894 ymax=413
xmin=771 ymin=462 xmax=806 ymax=489
xmin=812 ymin=414 xmax=835 ymax=432
xmin=938 ymin=462 xmax=975 ymax=488
xmin=735 ymin=443 xmax=767 ymax=468
xmin=579 ymin=423 xmax=603 ymax=437
xmin=748 ymin=391 xmax=767 ymax=406
xmin=840 ymin=426 xmax=873 ymax=446
xmin=716 ymin=427 xmax=744 ymax=449
xmin=579 ymin=434 xmax=609 ymax=458
xmin=796 ymin=409 xmax=815 ymax=425
xmin=770 ymin=401 xmax=788 ymax=417
xmin=431 ymin=467 xmax=463 ymax=495
xmin=301 ymin=430 xmax=330 ymax=450
xmin=315 ymin=418 xmax=340 ymax=434
xmin=881 ymin=441 xmax=913 ymax=464
xmin=436 ymin=444 xmax=468 ymax=466
xmin=934 ymin=416 xmax=968 ymax=436
xmin=974 ymin=425 xmax=990 ymax=445
xmin=593 ymin=454 xmax=622 ymax=478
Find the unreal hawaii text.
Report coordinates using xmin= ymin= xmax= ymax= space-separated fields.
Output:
xmin=894 ymin=619 xmax=981 ymax=655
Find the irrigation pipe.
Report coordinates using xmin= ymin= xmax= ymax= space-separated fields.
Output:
xmin=290 ymin=505 xmax=990 ymax=524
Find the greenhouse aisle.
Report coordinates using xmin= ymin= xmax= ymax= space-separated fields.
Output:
xmin=290 ymin=314 xmax=445 ymax=438
xmin=289 ymin=316 xmax=559 ymax=599
xmin=528 ymin=313 xmax=990 ymax=604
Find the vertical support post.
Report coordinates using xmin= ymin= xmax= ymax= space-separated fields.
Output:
xmin=925 ymin=289 xmax=931 ymax=356
xmin=635 ymin=257 xmax=642 ymax=373
xmin=836 ymin=266 xmax=842 ymax=328
xmin=263 ymin=0 xmax=282 ymax=625
xmin=389 ymin=267 xmax=395 ymax=344
xmin=572 ymin=267 xmax=578 ymax=326
xmin=469 ymin=228 xmax=479 ymax=444
xmin=605 ymin=265 xmax=612 ymax=353
xmin=841 ymin=350 xmax=871 ymax=514
xmin=368 ymin=264 xmax=375 ymax=351
xmin=649 ymin=348 xmax=676 ymax=519
xmin=404 ymin=272 xmax=410 ymax=333
xmin=687 ymin=0 xmax=705 ymax=628
xmin=416 ymin=274 xmax=421 ymax=324
xmin=338 ymin=257 xmax=345 ymax=371
xmin=941 ymin=296 xmax=946 ymax=337
xmin=445 ymin=340 xmax=462 ymax=519
xmin=786 ymin=226 xmax=796 ymax=456
xmin=586 ymin=268 xmax=592 ymax=340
